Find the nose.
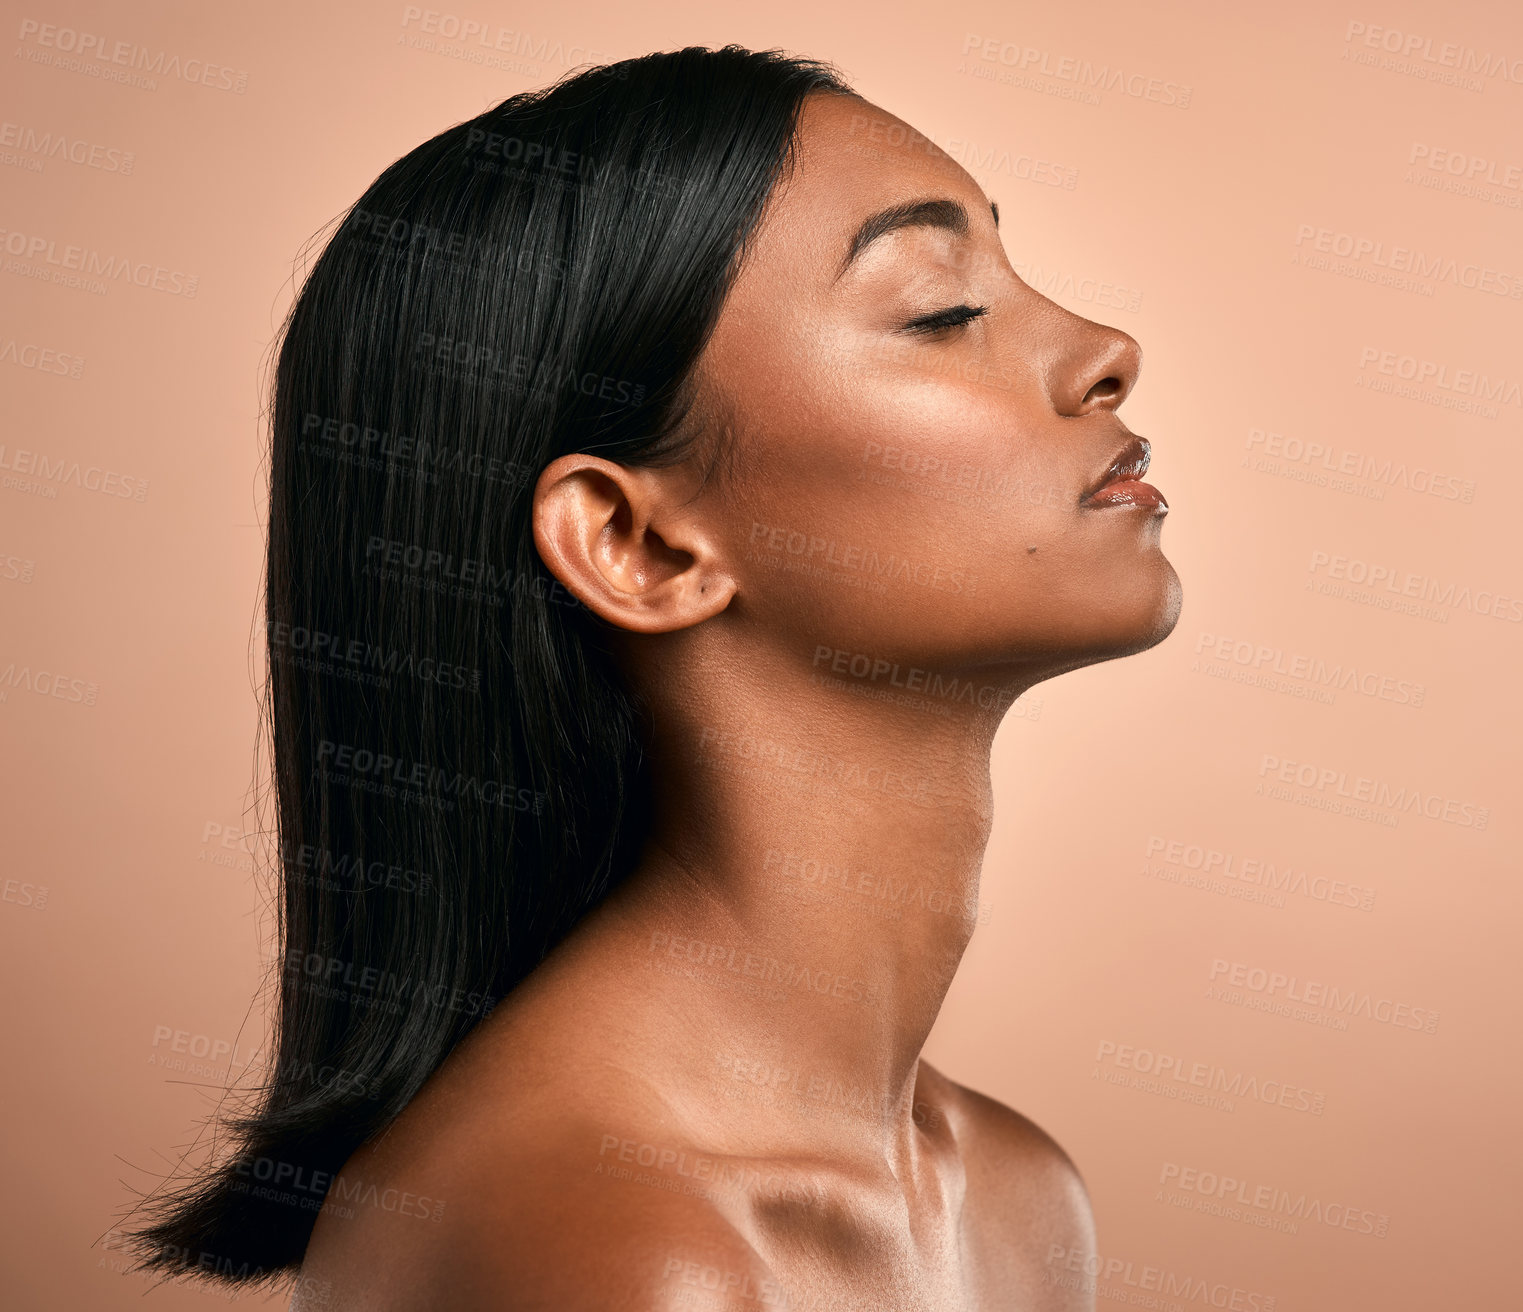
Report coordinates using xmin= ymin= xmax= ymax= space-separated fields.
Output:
xmin=1046 ymin=314 xmax=1143 ymax=417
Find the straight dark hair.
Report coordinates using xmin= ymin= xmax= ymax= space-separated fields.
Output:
xmin=127 ymin=45 xmax=851 ymax=1286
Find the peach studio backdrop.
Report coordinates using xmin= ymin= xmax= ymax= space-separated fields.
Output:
xmin=1 ymin=0 xmax=1518 ymax=1307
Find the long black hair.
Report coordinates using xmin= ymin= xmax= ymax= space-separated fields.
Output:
xmin=127 ymin=45 xmax=851 ymax=1285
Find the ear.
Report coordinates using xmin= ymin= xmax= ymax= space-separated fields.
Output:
xmin=531 ymin=453 xmax=736 ymax=634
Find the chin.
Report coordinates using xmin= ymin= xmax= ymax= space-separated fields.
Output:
xmin=1034 ymin=560 xmax=1183 ymax=674
xmin=1101 ymin=560 xmax=1183 ymax=660
xmin=1141 ymin=561 xmax=1184 ymax=642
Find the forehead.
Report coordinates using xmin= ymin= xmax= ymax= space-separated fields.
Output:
xmin=743 ymin=93 xmax=990 ymax=279
xmin=795 ymin=92 xmax=964 ymax=181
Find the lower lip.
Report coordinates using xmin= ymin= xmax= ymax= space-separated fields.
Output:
xmin=1083 ymin=480 xmax=1168 ymax=511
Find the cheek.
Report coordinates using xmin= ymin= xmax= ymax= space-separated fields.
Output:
xmin=718 ymin=322 xmax=1173 ymax=657
xmin=728 ymin=363 xmax=1076 ymax=634
xmin=838 ymin=370 xmax=1076 ymax=559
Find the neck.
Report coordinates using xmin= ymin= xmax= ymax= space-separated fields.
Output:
xmin=590 ymin=634 xmax=1026 ymax=1158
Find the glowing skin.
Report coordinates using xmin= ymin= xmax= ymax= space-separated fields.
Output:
xmin=297 ymin=91 xmax=1181 ymax=1311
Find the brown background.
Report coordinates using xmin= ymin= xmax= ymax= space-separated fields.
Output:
xmin=2 ymin=0 xmax=1518 ymax=1307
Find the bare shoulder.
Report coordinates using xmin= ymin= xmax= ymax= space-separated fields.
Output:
xmin=299 ymin=1099 xmax=783 ymax=1312
xmin=921 ymin=1060 xmax=1092 ymax=1202
xmin=918 ymin=1061 xmax=1096 ymax=1310
xmin=440 ymin=1145 xmax=782 ymax=1312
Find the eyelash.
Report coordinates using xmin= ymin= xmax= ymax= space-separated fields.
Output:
xmin=901 ymin=303 xmax=988 ymax=336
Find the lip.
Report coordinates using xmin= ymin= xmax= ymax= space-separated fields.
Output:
xmin=1080 ymin=434 xmax=1168 ymax=511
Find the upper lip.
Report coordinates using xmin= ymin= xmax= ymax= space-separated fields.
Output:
xmin=1081 ymin=434 xmax=1151 ymax=502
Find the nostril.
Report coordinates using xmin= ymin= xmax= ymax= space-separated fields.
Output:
xmin=1083 ymin=377 xmax=1123 ymax=406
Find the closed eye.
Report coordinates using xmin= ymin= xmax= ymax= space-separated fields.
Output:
xmin=901 ymin=303 xmax=988 ymax=336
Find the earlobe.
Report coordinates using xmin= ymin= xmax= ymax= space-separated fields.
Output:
xmin=531 ymin=454 xmax=736 ymax=634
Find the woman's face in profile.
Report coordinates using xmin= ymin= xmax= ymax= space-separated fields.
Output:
xmin=691 ymin=92 xmax=1182 ymax=678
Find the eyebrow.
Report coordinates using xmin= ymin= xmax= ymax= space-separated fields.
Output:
xmin=838 ymin=197 xmax=1000 ymax=279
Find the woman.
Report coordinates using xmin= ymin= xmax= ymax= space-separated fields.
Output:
xmin=131 ymin=45 xmax=1179 ymax=1310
